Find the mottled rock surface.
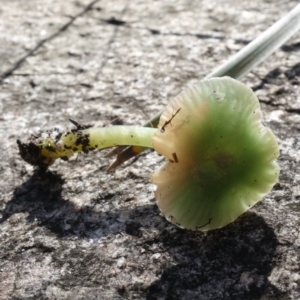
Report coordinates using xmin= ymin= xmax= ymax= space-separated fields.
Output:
xmin=0 ymin=0 xmax=299 ymax=299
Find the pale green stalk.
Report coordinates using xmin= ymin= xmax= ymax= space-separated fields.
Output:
xmin=36 ymin=126 xmax=156 ymax=162
xmin=17 ymin=126 xmax=156 ymax=167
xmin=85 ymin=126 xmax=155 ymax=149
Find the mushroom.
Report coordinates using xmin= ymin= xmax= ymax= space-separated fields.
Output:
xmin=17 ymin=77 xmax=280 ymax=231
xmin=152 ymin=77 xmax=279 ymax=230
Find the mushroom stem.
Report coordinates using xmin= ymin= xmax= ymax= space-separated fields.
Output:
xmin=17 ymin=125 xmax=156 ymax=167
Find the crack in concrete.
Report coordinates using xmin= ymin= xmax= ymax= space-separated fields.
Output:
xmin=99 ymin=16 xmax=226 ymax=41
xmin=98 ymin=16 xmax=299 ymax=51
xmin=0 ymin=0 xmax=100 ymax=84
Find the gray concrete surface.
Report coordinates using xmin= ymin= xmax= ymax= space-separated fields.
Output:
xmin=0 ymin=0 xmax=300 ymax=299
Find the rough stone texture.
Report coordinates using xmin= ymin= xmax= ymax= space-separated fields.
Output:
xmin=0 ymin=0 xmax=300 ymax=299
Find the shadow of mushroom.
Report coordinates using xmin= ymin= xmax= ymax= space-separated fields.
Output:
xmin=1 ymin=170 xmax=286 ymax=300
xmin=145 ymin=212 xmax=287 ymax=300
xmin=0 ymin=169 xmax=137 ymax=238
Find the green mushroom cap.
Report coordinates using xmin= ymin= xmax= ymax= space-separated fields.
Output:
xmin=152 ymin=77 xmax=280 ymax=231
